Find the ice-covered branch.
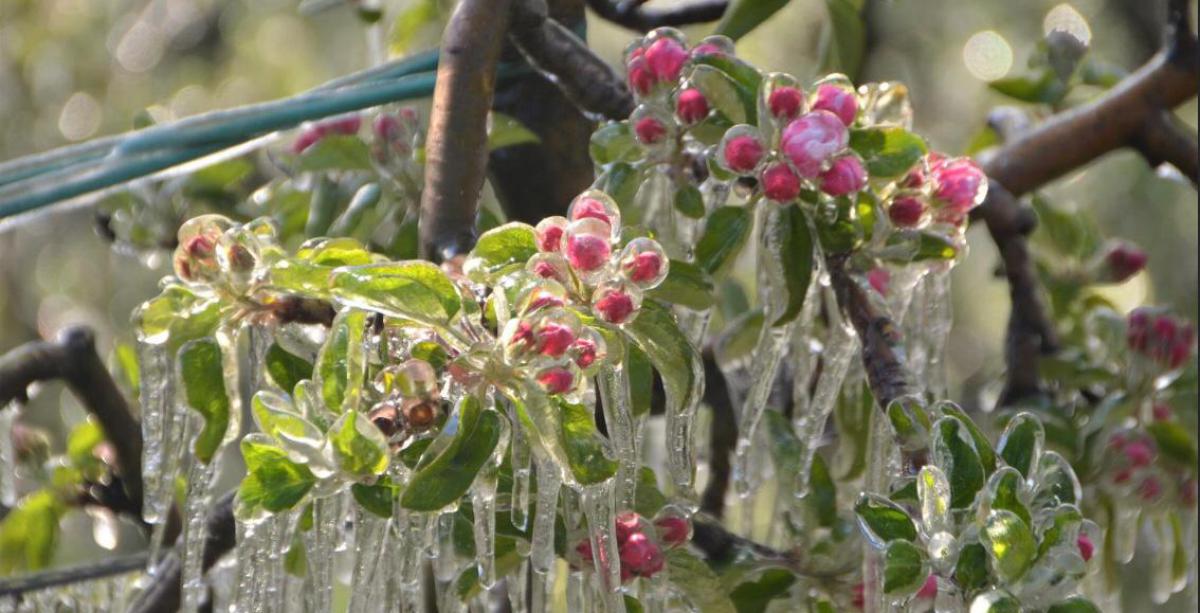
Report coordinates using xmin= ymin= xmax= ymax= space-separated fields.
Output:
xmin=128 ymin=492 xmax=236 ymax=613
xmin=0 ymin=553 xmax=149 ymax=598
xmin=827 ymin=256 xmax=912 ymax=410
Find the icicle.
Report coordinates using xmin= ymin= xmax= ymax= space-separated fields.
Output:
xmin=180 ymin=445 xmax=221 ymax=613
xmin=0 ymin=403 xmax=17 ymax=507
xmin=137 ymin=341 xmax=176 ymax=527
xmin=472 ymin=422 xmax=508 ymax=591
xmin=793 ymin=292 xmax=859 ymax=499
xmin=434 ymin=511 xmax=460 ymax=582
xmin=1113 ymin=505 xmax=1140 ymax=564
xmin=348 ymin=507 xmax=389 ymax=613
xmin=862 ymin=404 xmax=897 ymax=613
xmin=233 ymin=519 xmax=265 ymax=612
xmin=508 ymin=559 xmax=530 ymax=613
xmin=665 ymin=340 xmax=706 ymax=497
xmin=581 ymin=481 xmax=626 ymax=613
xmin=598 ymin=367 xmax=638 ymax=510
xmin=906 ymin=267 xmax=952 ymax=397
xmin=530 ymin=455 xmax=562 ymax=610
xmin=302 ymin=495 xmax=340 ymax=612
xmin=510 ymin=410 xmax=533 ymax=532
xmin=566 ymin=569 xmax=588 ymax=613
xmin=148 ymin=400 xmax=192 ymax=569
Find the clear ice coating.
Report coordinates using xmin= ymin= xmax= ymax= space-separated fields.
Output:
xmin=597 ymin=367 xmax=638 ymax=510
xmin=180 ymin=446 xmax=221 ymax=613
xmin=0 ymin=403 xmax=17 ymax=507
xmin=906 ymin=267 xmax=952 ymax=397
xmin=581 ymin=481 xmax=625 ymax=613
xmin=510 ymin=410 xmax=533 ymax=532
xmin=137 ymin=340 xmax=175 ymax=527
xmin=302 ymin=494 xmax=340 ymax=612
xmin=472 ymin=405 xmax=510 ymax=591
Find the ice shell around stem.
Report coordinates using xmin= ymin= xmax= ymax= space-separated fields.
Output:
xmin=592 ymin=281 xmax=643 ymax=325
xmin=780 ymin=110 xmax=849 ymax=178
xmin=718 ymin=125 xmax=766 ymax=175
xmin=567 ymin=190 xmax=621 ymax=238
xmin=618 ymin=237 xmax=669 ymax=289
xmin=564 ymin=218 xmax=615 ymax=281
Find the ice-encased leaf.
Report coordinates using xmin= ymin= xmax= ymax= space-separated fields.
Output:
xmin=664 ymin=549 xmax=737 ymax=613
xmin=728 ymin=569 xmax=797 ymax=613
xmin=694 ymin=205 xmax=753 ymax=279
xmin=351 ymin=478 xmax=396 ymax=519
xmin=238 ymin=434 xmax=317 ymax=516
xmin=847 ymin=126 xmax=927 ymax=178
xmin=933 ymin=401 xmax=996 ymax=472
xmin=979 ymin=467 xmax=1032 ymax=529
xmin=882 ymin=539 xmax=928 ymax=596
xmin=969 ymin=589 xmax=1022 ymax=613
xmin=134 ymin=284 xmax=221 ymax=351
xmin=647 ymin=259 xmax=716 ymax=311
xmin=315 ymin=309 xmax=368 ymax=413
xmin=981 ymin=509 xmax=1037 ymax=583
xmin=954 ymin=541 xmax=990 ymax=593
xmin=328 ymin=411 xmax=389 ymax=478
xmin=1046 ymin=597 xmax=1102 ymax=613
xmin=1032 ymin=451 xmax=1081 ymax=510
xmin=466 ymin=222 xmax=538 ymax=280
xmin=692 ymin=64 xmax=748 ymax=124
xmin=270 ymin=237 xmax=379 ymax=295
xmin=330 ymin=261 xmax=462 ymax=325
xmin=766 ymin=205 xmax=814 ymax=327
xmin=997 ymin=412 xmax=1044 ymax=478
xmin=855 ymin=493 xmax=918 ymax=547
xmin=888 ymin=396 xmax=932 ymax=452
xmin=177 ymin=338 xmax=231 ymax=464
xmin=265 ymin=342 xmax=314 ymax=393
xmin=555 ymin=397 xmax=619 ymax=486
xmin=917 ymin=464 xmax=951 ymax=536
xmin=929 ymin=416 xmax=985 ymax=509
xmin=400 ymin=396 xmax=503 ymax=511
xmin=1034 ymin=504 xmax=1083 ymax=561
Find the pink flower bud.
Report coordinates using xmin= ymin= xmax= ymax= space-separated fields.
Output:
xmin=635 ymin=116 xmax=668 ymax=145
xmin=1108 ymin=432 xmax=1127 ymax=450
xmin=564 ymin=219 xmax=613 ymax=274
xmin=536 ymin=322 xmax=576 ymax=358
xmin=761 ymin=162 xmax=801 ymax=202
xmin=1113 ymin=468 xmax=1133 ymax=484
xmin=676 ymin=88 xmax=709 ymax=124
xmin=527 ymin=253 xmax=572 ymax=285
xmin=1169 ymin=323 xmax=1195 ymax=369
xmin=620 ymin=532 xmax=664 ymax=577
xmin=373 ymin=114 xmax=402 ymax=142
xmin=615 ymin=512 xmax=641 ymax=544
xmin=568 ymin=193 xmax=620 ymax=230
xmin=1152 ymin=403 xmax=1172 ymax=421
xmin=292 ymin=115 xmax=362 ymax=153
xmin=1101 ymin=242 xmax=1147 ymax=283
xmin=768 ymin=86 xmax=804 ymax=120
xmin=722 ymin=134 xmax=765 ymax=174
xmin=644 ymin=38 xmax=688 ymax=83
xmin=1139 ymin=476 xmax=1163 ymax=500
xmin=524 ymin=288 xmax=567 ymax=313
xmin=916 ymin=576 xmax=938 ymax=600
xmin=627 ymin=59 xmax=656 ymax=97
xmin=852 ymin=583 xmax=865 ymax=609
xmin=537 ymin=366 xmax=576 ymax=395
xmin=1077 ymin=533 xmax=1094 ymax=562
xmin=690 ymin=36 xmax=731 ymax=58
xmin=185 ymin=235 xmax=215 ymax=260
xmin=931 ymin=158 xmax=987 ymax=214
xmin=619 ymin=237 xmax=669 ymax=289
xmin=575 ymin=538 xmax=593 ymax=562
xmin=654 ymin=516 xmax=690 ymax=548
xmin=820 ymin=156 xmax=867 ymax=196
xmin=594 ymin=286 xmax=638 ymax=325
xmin=868 ymin=268 xmax=890 ymax=296
xmin=507 ymin=320 xmax=536 ymax=354
xmin=889 ymin=196 xmax=926 ymax=228
xmin=535 ymin=217 xmax=569 ymax=253
xmin=1124 ymin=440 xmax=1154 ymax=468
xmin=780 ymin=111 xmax=849 ymax=178
xmin=811 ymin=84 xmax=858 ymax=126
xmin=571 ymin=337 xmax=599 ymax=369
xmin=1128 ymin=309 xmax=1152 ymax=352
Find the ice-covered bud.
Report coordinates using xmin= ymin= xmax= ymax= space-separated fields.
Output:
xmin=1139 ymin=476 xmax=1163 ymax=501
xmin=930 ymin=157 xmax=987 ymax=215
xmin=780 ymin=111 xmax=849 ymax=178
xmin=811 ymin=84 xmax=858 ymax=126
xmin=368 ymin=401 xmax=403 ymax=438
xmin=527 ymin=253 xmax=572 ymax=285
xmin=575 ymin=538 xmax=593 ymax=562
xmin=504 ymin=319 xmax=537 ymax=357
xmin=521 ymin=286 xmax=567 ymax=314
xmin=1076 ymin=533 xmax=1095 ymax=562
xmin=292 ymin=114 xmax=362 ymax=154
xmin=618 ymin=237 xmax=669 ymax=289
xmin=1108 ymin=432 xmax=1128 ymax=450
xmin=1098 ymin=241 xmax=1147 ymax=284
xmin=1127 ymin=308 xmax=1152 ymax=352
xmin=225 ymin=244 xmax=256 ymax=273
xmin=676 ymin=88 xmax=710 ymax=124
xmin=620 ymin=532 xmax=664 ymax=577
xmin=373 ymin=113 xmax=402 ymax=142
xmin=888 ymin=196 xmax=927 ymax=228
xmin=768 ymin=86 xmax=804 ymax=120
xmin=536 ymin=365 xmax=578 ymax=395
xmin=1124 ymin=440 xmax=1154 ymax=468
xmin=1152 ymin=403 xmax=1172 ymax=421
xmin=1113 ymin=468 xmax=1132 ymax=484
xmin=916 ymin=576 xmax=938 ymax=600
xmin=535 ymin=321 xmax=577 ymax=358
xmin=690 ymin=35 xmax=733 ymax=58
xmin=627 ymin=57 xmax=656 ymax=97
xmin=653 ymin=516 xmax=690 ymax=548
xmin=570 ymin=329 xmax=607 ymax=371
xmin=325 ymin=114 xmax=363 ymax=136
xmin=615 ymin=512 xmax=641 ymax=544
xmin=868 ymin=268 xmax=890 ymax=296
xmin=401 ymin=397 xmax=438 ymax=431
xmin=564 ymin=219 xmax=614 ymax=275
xmin=852 ymin=583 xmax=865 ymax=609
xmin=719 ymin=128 xmax=765 ymax=174
xmin=185 ymin=235 xmax=215 ymax=260
xmin=644 ymin=37 xmax=688 ymax=83
xmin=535 ymin=216 xmax=569 ymax=253
xmin=568 ymin=191 xmax=620 ymax=232
xmin=635 ymin=116 xmax=668 ymax=145
xmin=820 ymin=155 xmax=867 ymax=196
xmin=760 ymin=162 xmax=801 ymax=202
xmin=593 ymin=282 xmax=642 ymax=325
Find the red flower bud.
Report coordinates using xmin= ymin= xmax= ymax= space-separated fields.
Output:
xmin=1101 ymin=242 xmax=1147 ymax=283
xmin=535 ymin=217 xmax=568 ymax=253
xmin=185 ymin=235 xmax=215 ymax=259
xmin=635 ymin=116 xmax=668 ymax=145
xmin=1124 ymin=440 xmax=1154 ymax=468
xmin=536 ymin=322 xmax=576 ymax=358
xmin=1152 ymin=403 xmax=1172 ymax=421
xmin=1077 ymin=533 xmax=1094 ymax=562
xmin=644 ymin=38 xmax=688 ymax=83
xmin=1139 ymin=476 xmax=1163 ymax=500
xmin=811 ymin=84 xmax=858 ymax=126
xmin=780 ymin=111 xmax=849 ymax=177
xmin=594 ymin=287 xmax=637 ymax=324
xmin=819 ymin=156 xmax=867 ymax=196
xmin=619 ymin=532 xmax=664 ymax=577
xmin=916 ymin=575 xmax=938 ymax=600
xmin=627 ymin=61 xmax=656 ymax=97
xmin=868 ymin=268 xmax=890 ymax=296
xmin=566 ymin=232 xmax=612 ymax=273
xmin=767 ymin=86 xmax=804 ymax=120
xmin=722 ymin=134 xmax=765 ymax=174
xmin=888 ymin=196 xmax=926 ymax=228
xmin=930 ymin=157 xmax=987 ymax=214
xmin=653 ymin=516 xmax=690 ymax=548
xmin=675 ymin=88 xmax=709 ymax=124
xmin=537 ymin=366 xmax=576 ymax=395
xmin=615 ymin=512 xmax=641 ymax=544
xmin=761 ymin=163 xmax=801 ymax=202
xmin=571 ymin=337 xmax=599 ymax=369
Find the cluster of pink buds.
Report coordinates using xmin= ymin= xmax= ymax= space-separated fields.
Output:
xmin=1127 ymin=307 xmax=1195 ymax=370
xmin=1087 ymin=240 xmax=1148 ymax=284
xmin=1106 ymin=431 xmax=1165 ymax=502
xmin=624 ymin=29 xmax=731 ymax=99
xmin=716 ymin=78 xmax=868 ymax=203
xmin=888 ymin=153 xmax=988 ymax=229
xmin=291 ymin=114 xmax=363 ymax=155
xmin=371 ymin=107 xmax=422 ymax=163
xmin=368 ymin=358 xmax=441 ymax=442
xmin=574 ymin=511 xmax=690 ymax=583
xmin=173 ymin=214 xmax=265 ymax=290
xmin=528 ymin=191 xmax=668 ymax=327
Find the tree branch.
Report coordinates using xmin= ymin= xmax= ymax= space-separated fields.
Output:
xmin=827 ymin=255 xmax=912 ymax=410
xmin=0 ymin=553 xmax=149 ymax=597
xmin=128 ymin=492 xmax=236 ymax=613
xmin=584 ymin=0 xmax=727 ymax=32
xmin=0 ymin=327 xmax=143 ymax=515
xmin=418 ymin=0 xmax=515 ymax=261
xmin=1133 ymin=109 xmax=1199 ymax=184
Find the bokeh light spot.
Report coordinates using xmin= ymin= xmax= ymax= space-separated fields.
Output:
xmin=1044 ymin=4 xmax=1092 ymax=45
xmin=963 ymin=30 xmax=1014 ymax=82
xmin=58 ymin=91 xmax=101 ymax=141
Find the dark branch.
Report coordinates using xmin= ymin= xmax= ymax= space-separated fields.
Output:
xmin=0 ymin=553 xmax=149 ymax=597
xmin=1133 ymin=109 xmax=1199 ymax=185
xmin=584 ymin=0 xmax=727 ymax=32
xmin=128 ymin=492 xmax=236 ymax=613
xmin=827 ymin=255 xmax=912 ymax=410
xmin=0 ymin=326 xmax=143 ymax=515
xmin=700 ymin=348 xmax=736 ymax=517
xmin=418 ymin=0 xmax=515 ymax=261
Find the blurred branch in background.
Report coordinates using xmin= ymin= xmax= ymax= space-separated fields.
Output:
xmin=585 ymin=0 xmax=728 ymax=32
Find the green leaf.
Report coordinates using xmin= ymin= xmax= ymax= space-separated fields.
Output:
xmin=178 ymin=338 xmax=231 ymax=464
xmin=930 ymin=416 xmax=986 ymax=509
xmin=590 ymin=122 xmax=644 ymax=166
xmin=674 ymin=185 xmax=706 ymax=219
xmin=854 ymin=493 xmax=918 ymax=545
xmin=665 ymin=549 xmax=737 ymax=613
xmin=648 ymin=259 xmax=716 ymax=310
xmin=134 ymin=284 xmax=221 ymax=353
xmin=981 ymin=509 xmax=1038 ymax=583
xmin=1036 ymin=504 xmax=1083 ymax=560
xmin=400 ymin=396 xmax=503 ymax=511
xmin=997 ymin=412 xmax=1044 ymax=478
xmin=882 ymin=539 xmax=927 ymax=595
xmin=767 ymin=205 xmax=814 ymax=326
xmin=934 ymin=403 xmax=996 ymax=473
xmin=634 ymin=467 xmax=668 ymax=517
xmin=0 ymin=490 xmax=64 ymax=573
xmin=1079 ymin=59 xmax=1126 ymax=88
xmin=284 ymin=531 xmax=307 ymax=577
xmin=315 ymin=309 xmax=368 ymax=413
xmin=266 ymin=343 xmax=314 ymax=393
xmin=969 ymin=590 xmax=1022 ymax=613
xmin=488 ymin=113 xmax=540 ymax=151
xmin=66 ymin=420 xmax=106 ymax=476
xmin=1147 ymin=420 xmax=1198 ymax=468
xmin=806 ymin=453 xmax=838 ymax=528
xmin=819 ymin=0 xmax=866 ymax=77
xmin=1047 ymin=597 xmax=1102 ymax=613
xmin=468 ymin=222 xmax=538 ymax=279
xmin=328 ymin=411 xmax=390 ymax=478
xmin=239 ymin=434 xmax=317 ymax=514
xmin=692 ymin=65 xmax=750 ymax=124
xmin=983 ymin=468 xmax=1032 ymax=529
xmin=331 ymin=261 xmax=462 ymax=325
xmin=715 ymin=0 xmax=790 ymax=42
xmin=954 ymin=541 xmax=990 ymax=593
xmin=988 ymin=70 xmax=1066 ymax=105
xmin=695 ymin=206 xmax=753 ymax=278
xmin=691 ymin=55 xmax=763 ymax=125
xmin=848 ymin=126 xmax=928 ymax=179
xmin=729 ymin=568 xmax=796 ymax=613
xmin=352 ymin=479 xmax=397 ymax=519
xmin=295 ymin=135 xmax=372 ymax=172
xmin=556 ymin=398 xmax=619 ymax=485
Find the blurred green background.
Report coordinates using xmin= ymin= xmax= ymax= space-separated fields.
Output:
xmin=0 ymin=0 xmax=1195 ymax=606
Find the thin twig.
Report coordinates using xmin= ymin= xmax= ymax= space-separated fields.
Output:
xmin=128 ymin=492 xmax=236 ymax=613
xmin=827 ymin=255 xmax=912 ymax=410
xmin=0 ymin=326 xmax=143 ymax=515
xmin=0 ymin=553 xmax=149 ymax=597
xmin=584 ymin=0 xmax=727 ymax=31
xmin=418 ymin=0 xmax=516 ymax=261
